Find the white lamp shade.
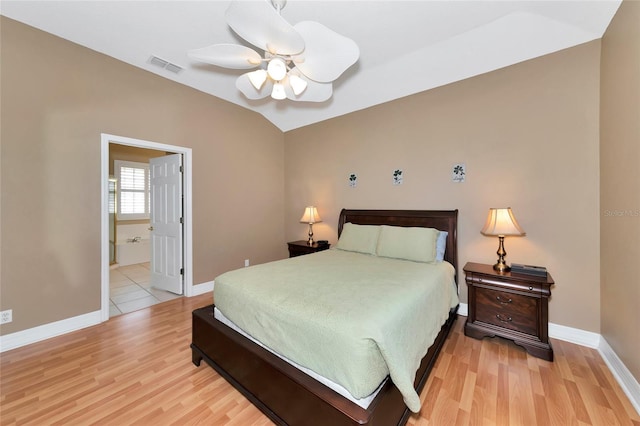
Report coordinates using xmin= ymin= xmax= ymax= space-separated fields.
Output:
xmin=288 ymin=74 xmax=308 ymax=95
xmin=271 ymin=82 xmax=286 ymax=100
xmin=481 ymin=208 xmax=525 ymax=236
xmin=248 ymin=69 xmax=267 ymax=90
xmin=300 ymin=206 xmax=322 ymax=224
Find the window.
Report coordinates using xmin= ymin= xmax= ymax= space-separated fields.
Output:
xmin=115 ymin=160 xmax=150 ymax=220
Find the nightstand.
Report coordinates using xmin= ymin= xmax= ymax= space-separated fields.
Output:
xmin=287 ymin=240 xmax=331 ymax=258
xmin=463 ymin=262 xmax=554 ymax=361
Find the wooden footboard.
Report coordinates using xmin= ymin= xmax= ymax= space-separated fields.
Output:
xmin=191 ymin=304 xmax=458 ymax=426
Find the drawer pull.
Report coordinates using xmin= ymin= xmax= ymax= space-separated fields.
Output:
xmin=496 ymin=314 xmax=513 ymax=323
xmin=496 ymin=296 xmax=512 ymax=304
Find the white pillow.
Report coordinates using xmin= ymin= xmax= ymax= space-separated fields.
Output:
xmin=334 ymin=223 xmax=380 ymax=255
xmin=376 ymin=225 xmax=439 ymax=263
xmin=436 ymin=231 xmax=448 ymax=262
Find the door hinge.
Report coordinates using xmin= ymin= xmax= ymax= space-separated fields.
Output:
xmin=180 ymin=268 xmax=184 ymax=275
xmin=179 ymin=217 xmax=183 ymax=224
xmin=179 ymin=165 xmax=184 ymax=173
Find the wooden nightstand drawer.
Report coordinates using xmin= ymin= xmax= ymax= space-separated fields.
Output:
xmin=467 ymin=274 xmax=543 ymax=294
xmin=475 ymin=287 xmax=538 ymax=336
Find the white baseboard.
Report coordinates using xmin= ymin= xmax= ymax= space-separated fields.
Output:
xmin=0 ymin=310 xmax=102 ymax=353
xmin=457 ymin=302 xmax=468 ymax=317
xmin=599 ymin=337 xmax=640 ymax=415
xmin=548 ymin=322 xmax=601 ymax=348
xmin=192 ymin=280 xmax=214 ymax=296
xmin=0 ymin=281 xmax=215 ymax=353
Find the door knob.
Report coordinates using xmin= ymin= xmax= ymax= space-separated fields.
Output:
xmin=148 ymin=226 xmax=154 ymax=231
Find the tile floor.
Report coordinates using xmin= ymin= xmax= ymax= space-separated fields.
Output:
xmin=109 ymin=262 xmax=182 ymax=317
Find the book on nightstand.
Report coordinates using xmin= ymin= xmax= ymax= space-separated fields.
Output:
xmin=510 ymin=263 xmax=548 ymax=278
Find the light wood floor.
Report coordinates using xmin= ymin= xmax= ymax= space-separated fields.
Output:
xmin=1 ymin=294 xmax=638 ymax=425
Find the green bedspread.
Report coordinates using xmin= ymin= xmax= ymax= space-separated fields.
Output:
xmin=214 ymin=249 xmax=459 ymax=412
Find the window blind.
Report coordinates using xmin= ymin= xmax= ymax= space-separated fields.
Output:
xmin=115 ymin=161 xmax=150 ymax=220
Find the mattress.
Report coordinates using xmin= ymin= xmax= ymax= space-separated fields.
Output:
xmin=214 ymin=249 xmax=459 ymax=412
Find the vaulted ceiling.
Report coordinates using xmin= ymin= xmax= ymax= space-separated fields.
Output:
xmin=1 ymin=1 xmax=621 ymax=131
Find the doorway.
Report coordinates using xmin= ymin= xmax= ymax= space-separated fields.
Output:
xmin=108 ymin=148 xmax=183 ymax=315
xmin=101 ymin=134 xmax=193 ymax=321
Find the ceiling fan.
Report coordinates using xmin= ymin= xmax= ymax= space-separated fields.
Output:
xmin=188 ymin=0 xmax=359 ymax=102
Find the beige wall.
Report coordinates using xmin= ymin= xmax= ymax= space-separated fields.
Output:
xmin=0 ymin=17 xmax=286 ymax=334
xmin=285 ymin=41 xmax=602 ymax=332
xmin=600 ymin=1 xmax=640 ymax=382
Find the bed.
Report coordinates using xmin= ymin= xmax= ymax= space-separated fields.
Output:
xmin=191 ymin=209 xmax=459 ymax=425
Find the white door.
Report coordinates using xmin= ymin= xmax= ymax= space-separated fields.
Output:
xmin=149 ymin=154 xmax=183 ymax=294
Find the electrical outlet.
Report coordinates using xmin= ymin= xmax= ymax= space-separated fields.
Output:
xmin=244 ymin=259 xmax=250 ymax=267
xmin=0 ymin=309 xmax=12 ymax=324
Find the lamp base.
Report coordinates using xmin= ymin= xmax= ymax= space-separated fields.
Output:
xmin=493 ymin=236 xmax=510 ymax=273
xmin=307 ymin=223 xmax=314 ymax=246
xmin=493 ymin=262 xmax=511 ymax=273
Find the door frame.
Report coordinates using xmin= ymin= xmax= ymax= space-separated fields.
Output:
xmin=100 ymin=133 xmax=193 ymax=321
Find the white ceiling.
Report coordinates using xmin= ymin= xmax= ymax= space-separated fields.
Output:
xmin=1 ymin=0 xmax=620 ymax=132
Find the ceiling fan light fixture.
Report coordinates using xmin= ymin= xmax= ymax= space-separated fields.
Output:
xmin=271 ymin=82 xmax=287 ymax=100
xmin=267 ymin=58 xmax=287 ymax=81
xmin=248 ymin=69 xmax=268 ymax=90
xmin=289 ymin=74 xmax=307 ymax=95
xmin=189 ymin=0 xmax=360 ymax=103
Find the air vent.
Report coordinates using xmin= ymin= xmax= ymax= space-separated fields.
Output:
xmin=148 ymin=55 xmax=184 ymax=74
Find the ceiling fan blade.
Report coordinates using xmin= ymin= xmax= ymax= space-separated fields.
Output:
xmin=226 ymin=0 xmax=304 ymax=55
xmin=293 ymin=21 xmax=359 ymax=83
xmin=188 ymin=44 xmax=261 ymax=69
xmin=236 ymin=73 xmax=273 ymax=100
xmin=284 ymin=69 xmax=333 ymax=102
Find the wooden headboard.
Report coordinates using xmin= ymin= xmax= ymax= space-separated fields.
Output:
xmin=338 ymin=209 xmax=459 ymax=285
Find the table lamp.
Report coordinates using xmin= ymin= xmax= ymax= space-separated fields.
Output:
xmin=481 ymin=207 xmax=525 ymax=272
xmin=300 ymin=206 xmax=322 ymax=245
